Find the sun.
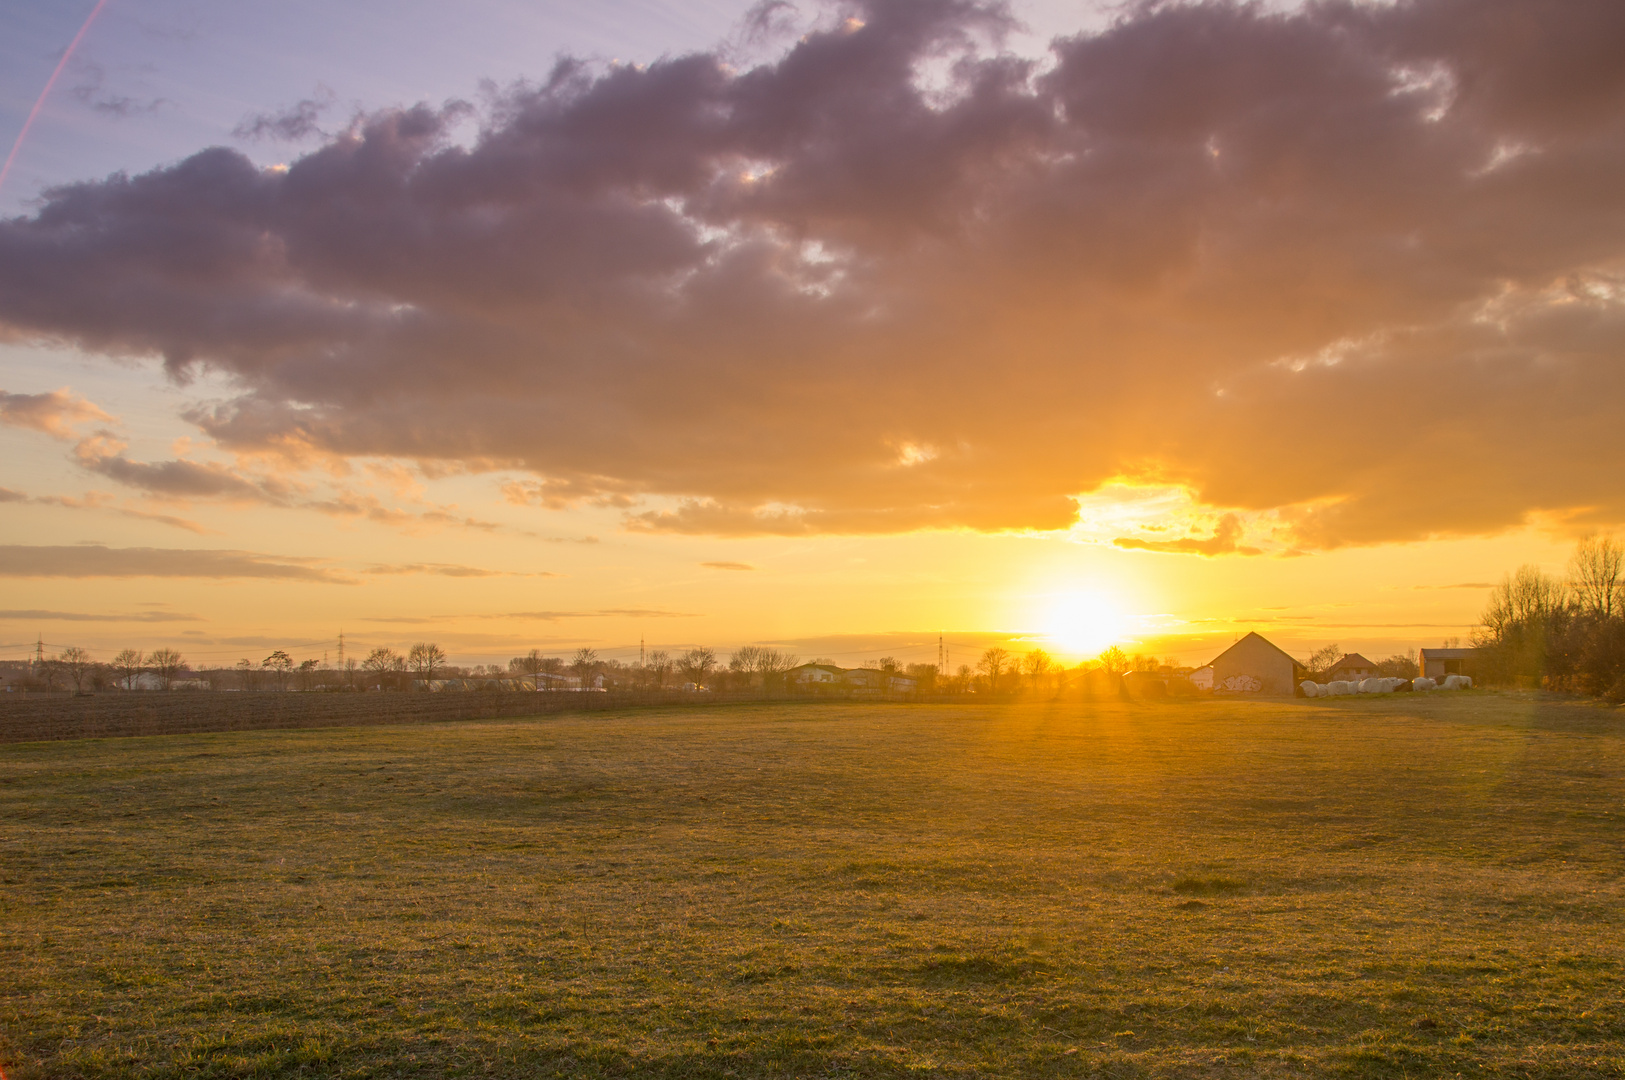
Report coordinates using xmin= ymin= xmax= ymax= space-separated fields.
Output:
xmin=1041 ymin=590 xmax=1128 ymax=657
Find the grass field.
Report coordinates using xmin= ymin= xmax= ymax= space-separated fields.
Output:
xmin=3 ymin=694 xmax=1624 ymax=1079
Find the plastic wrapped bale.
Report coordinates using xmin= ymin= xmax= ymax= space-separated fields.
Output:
xmin=1392 ymin=677 xmax=1414 ymax=692
xmin=1327 ymin=680 xmax=1352 ymax=696
xmin=1300 ymin=680 xmax=1321 ymax=697
xmin=1443 ymin=674 xmax=1473 ymax=690
xmin=1412 ymin=677 xmax=1436 ymax=691
xmin=1383 ymin=677 xmax=1407 ymax=692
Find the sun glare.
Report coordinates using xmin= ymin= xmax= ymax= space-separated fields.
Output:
xmin=1042 ymin=591 xmax=1128 ymax=657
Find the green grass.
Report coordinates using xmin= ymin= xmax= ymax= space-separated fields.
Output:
xmin=3 ymin=694 xmax=1624 ymax=1078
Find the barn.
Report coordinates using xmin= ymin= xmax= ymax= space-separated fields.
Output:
xmin=1207 ymin=632 xmax=1305 ymax=696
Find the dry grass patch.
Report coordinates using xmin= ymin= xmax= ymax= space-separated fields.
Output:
xmin=2 ymin=694 xmax=1624 ymax=1078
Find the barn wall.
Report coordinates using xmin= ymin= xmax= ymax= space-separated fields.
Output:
xmin=1212 ymin=636 xmax=1296 ymax=696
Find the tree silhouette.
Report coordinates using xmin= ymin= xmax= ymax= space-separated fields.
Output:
xmin=678 ymin=647 xmax=716 ymax=689
xmin=148 ymin=647 xmax=185 ymax=690
xmin=408 ymin=642 xmax=447 ymax=686
xmin=112 ymin=648 xmax=144 ymax=691
xmin=262 ymin=650 xmax=294 ymax=691
xmin=978 ymin=648 xmax=1011 ymax=693
xmin=58 ymin=647 xmax=94 ymax=693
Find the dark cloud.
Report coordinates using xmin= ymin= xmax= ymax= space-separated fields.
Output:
xmin=0 ymin=544 xmax=353 ymax=582
xmin=2 ymin=0 xmax=1624 ymax=548
xmin=0 ymin=609 xmax=204 ymax=622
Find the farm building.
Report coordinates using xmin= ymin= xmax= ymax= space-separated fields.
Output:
xmin=1420 ymin=647 xmax=1481 ymax=680
xmin=1326 ymin=653 xmax=1377 ymax=682
xmin=788 ymin=663 xmax=845 ymax=687
xmin=1207 ymin=632 xmax=1305 ymax=696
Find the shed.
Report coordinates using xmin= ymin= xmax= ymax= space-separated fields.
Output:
xmin=1207 ymin=632 xmax=1304 ymax=696
xmin=1419 ymin=647 xmax=1480 ymax=680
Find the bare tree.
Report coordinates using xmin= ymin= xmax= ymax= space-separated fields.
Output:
xmin=1023 ymin=648 xmax=1053 ymax=692
xmin=1481 ymin=565 xmax=1569 ymax=639
xmin=408 ymin=642 xmax=447 ymax=686
xmin=343 ymin=657 xmax=359 ymax=690
xmin=678 ymin=647 xmax=716 ymax=689
xmin=570 ymin=647 xmax=599 ymax=689
xmin=646 ymin=650 xmax=671 ymax=689
xmin=148 ymin=647 xmax=185 ymax=690
xmin=262 ymin=649 xmax=294 ymax=691
xmin=1570 ymin=534 xmax=1623 ymax=620
xmin=59 ymin=647 xmax=94 ymax=693
xmin=112 ymin=648 xmax=144 ymax=691
xmin=905 ymin=662 xmax=938 ymax=694
xmin=1306 ymin=643 xmax=1342 ymax=676
xmin=511 ymin=649 xmax=546 ymax=679
xmin=362 ymin=647 xmax=399 ymax=690
xmin=979 ymin=647 xmax=1011 ymax=693
xmin=1097 ymin=645 xmax=1129 ymax=676
xmin=297 ymin=658 xmax=320 ymax=691
xmin=729 ymin=646 xmax=800 ymax=691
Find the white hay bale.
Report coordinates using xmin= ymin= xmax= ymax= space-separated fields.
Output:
xmin=1300 ymin=681 xmax=1321 ymax=697
xmin=1443 ymin=674 xmax=1473 ymax=690
xmin=1327 ymin=680 xmax=1352 ymax=696
xmin=1412 ymin=677 xmax=1436 ymax=691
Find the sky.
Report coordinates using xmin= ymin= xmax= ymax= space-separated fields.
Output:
xmin=0 ymin=0 xmax=1617 ymax=672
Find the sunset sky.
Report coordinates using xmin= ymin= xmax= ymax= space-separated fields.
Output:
xmin=0 ymin=0 xmax=1616 ymax=671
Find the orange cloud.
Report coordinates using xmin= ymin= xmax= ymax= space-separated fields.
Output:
xmin=0 ymin=388 xmax=113 ymax=439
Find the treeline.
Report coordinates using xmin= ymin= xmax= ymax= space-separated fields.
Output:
xmin=1473 ymin=535 xmax=1625 ymax=699
xmin=8 ymin=639 xmax=1191 ymax=697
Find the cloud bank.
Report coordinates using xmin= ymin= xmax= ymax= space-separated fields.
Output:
xmin=2 ymin=0 xmax=1623 ymax=548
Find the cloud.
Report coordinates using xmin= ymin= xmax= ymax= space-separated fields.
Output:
xmin=362 ymin=563 xmax=558 ymax=578
xmin=3 ymin=0 xmax=1625 ymax=548
xmin=233 ymin=87 xmax=336 ymax=142
xmin=14 ymin=488 xmax=214 ymax=533
xmin=0 ymin=544 xmax=353 ymax=582
xmin=1113 ymin=513 xmax=1263 ymax=557
xmin=0 ymin=389 xmax=114 ymax=439
xmin=362 ymin=608 xmax=697 ymax=622
xmin=71 ymin=435 xmax=290 ymax=502
xmin=701 ymin=560 xmax=757 ymax=570
xmin=0 ymin=609 xmax=204 ymax=623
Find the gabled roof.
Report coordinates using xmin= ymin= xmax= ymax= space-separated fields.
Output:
xmin=1207 ymin=631 xmax=1304 ymax=671
xmin=1330 ymin=652 xmax=1376 ymax=671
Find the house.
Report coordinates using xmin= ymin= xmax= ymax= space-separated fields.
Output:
xmin=1188 ymin=665 xmax=1214 ymax=690
xmin=843 ymin=668 xmax=886 ymax=694
xmin=1420 ymin=647 xmax=1480 ymax=680
xmin=1207 ymin=632 xmax=1304 ymax=696
xmin=788 ymin=663 xmax=844 ymax=688
xmin=1326 ymin=653 xmax=1377 ymax=682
